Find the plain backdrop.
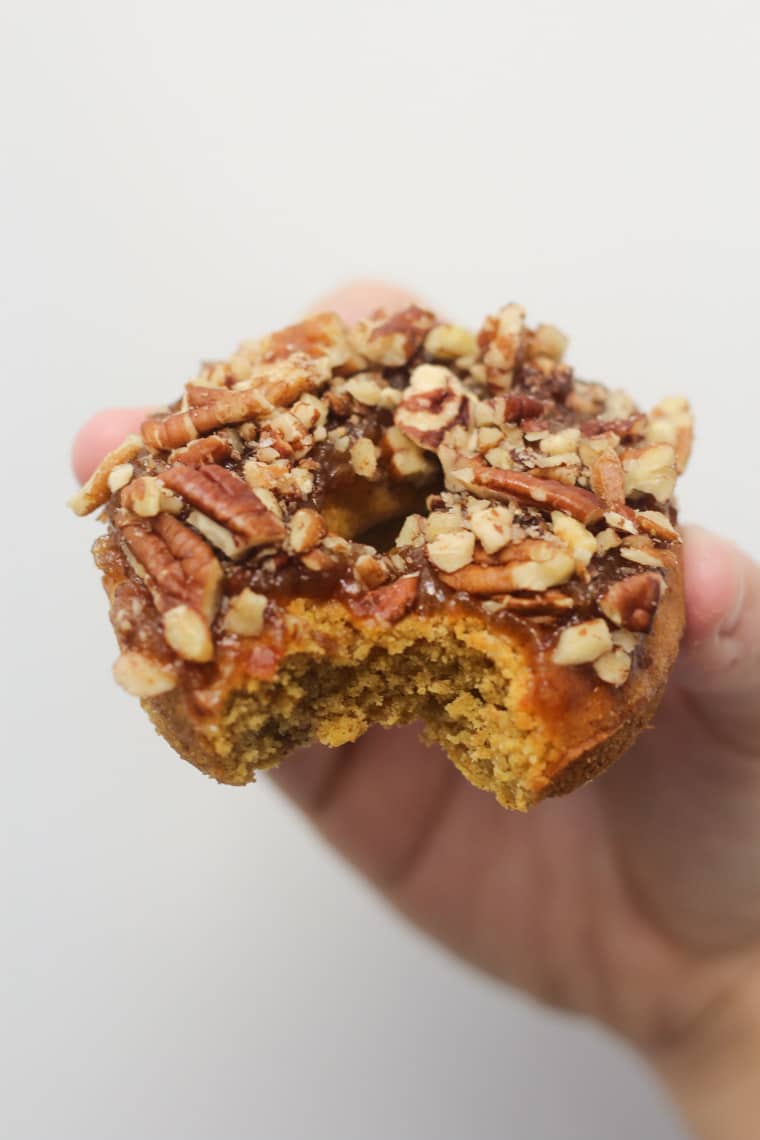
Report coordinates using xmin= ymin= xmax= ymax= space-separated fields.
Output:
xmin=2 ymin=1 xmax=759 ymax=1137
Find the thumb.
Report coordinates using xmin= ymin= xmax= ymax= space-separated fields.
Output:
xmin=676 ymin=525 xmax=760 ymax=753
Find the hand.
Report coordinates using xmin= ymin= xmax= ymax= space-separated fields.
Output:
xmin=73 ymin=282 xmax=760 ymax=1139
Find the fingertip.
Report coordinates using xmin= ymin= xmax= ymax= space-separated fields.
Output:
xmin=308 ymin=280 xmax=421 ymax=324
xmin=72 ymin=408 xmax=149 ymax=483
xmin=681 ymin=525 xmax=745 ymax=646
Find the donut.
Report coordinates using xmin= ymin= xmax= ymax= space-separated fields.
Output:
xmin=70 ymin=303 xmax=693 ymax=810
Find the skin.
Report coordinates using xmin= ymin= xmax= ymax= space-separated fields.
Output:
xmin=73 ymin=282 xmax=760 ymax=1138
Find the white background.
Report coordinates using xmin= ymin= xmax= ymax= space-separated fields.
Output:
xmin=2 ymin=0 xmax=759 ymax=1137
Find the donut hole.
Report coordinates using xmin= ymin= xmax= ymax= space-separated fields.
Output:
xmin=321 ymin=477 xmax=441 ymax=551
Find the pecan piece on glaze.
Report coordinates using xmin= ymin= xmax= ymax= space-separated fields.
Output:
xmin=581 ymin=415 xmax=646 ymax=441
xmin=116 ymin=512 xmax=222 ymax=625
xmin=394 ymin=364 xmax=470 ymax=449
xmin=589 ymin=450 xmax=625 ymax=507
xmin=439 ymin=551 xmax=574 ymax=594
xmin=476 ymin=303 xmax=525 ymax=389
xmin=68 ymin=434 xmax=144 ymax=516
xmin=598 ymin=572 xmax=663 ymax=632
xmin=142 ymin=389 xmax=274 ymax=450
xmin=348 ymin=574 xmax=420 ymax=623
xmin=351 ymin=306 xmax=436 ymax=367
xmin=487 ymin=590 xmax=575 ymax=614
xmin=171 ymin=435 xmax=234 ymax=466
xmin=160 ymin=464 xmax=286 ymax=545
xmin=472 ymin=467 xmax=605 ymax=526
xmin=185 ymin=384 xmax=229 ymax=408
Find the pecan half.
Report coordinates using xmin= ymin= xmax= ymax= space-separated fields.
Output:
xmin=472 ymin=467 xmax=605 ymax=525
xmin=161 ymin=464 xmax=285 ymax=547
xmin=599 ymin=572 xmax=663 ymax=632
xmin=172 ymin=435 xmax=234 ymax=466
xmin=348 ymin=573 xmax=420 ymax=623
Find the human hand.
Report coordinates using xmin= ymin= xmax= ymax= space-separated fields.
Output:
xmin=73 ymin=282 xmax=760 ymax=1140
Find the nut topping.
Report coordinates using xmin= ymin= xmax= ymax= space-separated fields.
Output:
xmin=163 ymin=604 xmax=214 ymax=662
xmin=68 ymin=434 xmax=144 ymax=516
xmin=395 ymin=364 xmax=471 ymax=450
xmin=599 ymin=572 xmax=663 ymax=631
xmin=161 ymin=464 xmax=285 ymax=547
xmin=113 ymin=652 xmax=176 ymax=697
xmin=349 ymin=574 xmax=420 ymax=623
xmin=426 ymin=529 xmax=476 ymax=573
xmin=223 ymin=589 xmax=268 ymax=637
xmin=471 ymin=466 xmax=605 ymax=525
xmin=289 ymin=508 xmax=327 ymax=554
xmin=552 ymin=619 xmax=613 ymax=666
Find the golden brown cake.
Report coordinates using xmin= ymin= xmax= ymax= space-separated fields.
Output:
xmin=70 ymin=303 xmax=693 ymax=809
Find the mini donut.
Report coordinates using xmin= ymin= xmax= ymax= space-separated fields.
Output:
xmin=70 ymin=303 xmax=693 ymax=810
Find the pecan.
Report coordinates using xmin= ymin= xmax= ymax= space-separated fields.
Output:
xmin=501 ymin=393 xmax=547 ymax=422
xmin=622 ymin=443 xmax=677 ymax=503
xmin=426 ymin=529 xmax=476 ymax=573
xmin=289 ymin=508 xmax=327 ymax=554
xmin=424 ymin=324 xmax=477 ymax=361
xmin=172 ymin=435 xmax=233 ymax=466
xmin=599 ymin=572 xmax=663 ymax=632
xmin=116 ymin=512 xmax=222 ymax=626
xmin=68 ymin=434 xmax=144 ymax=516
xmin=472 ymin=466 xmax=605 ymax=525
xmin=185 ymin=384 xmax=228 ymax=408
xmin=142 ymin=389 xmax=273 ymax=450
xmin=552 ymin=619 xmax=613 ymax=666
xmin=161 ymin=464 xmax=285 ymax=547
xmin=350 ymin=306 xmax=436 ymax=367
xmin=107 ymin=463 xmax=134 ymax=493
xmin=593 ymin=647 xmax=632 ymax=687
xmin=120 ymin=476 xmax=182 ymax=518
xmin=395 ymin=364 xmax=470 ymax=450
xmin=350 ymin=437 xmax=379 ymax=479
xmin=222 ymin=589 xmax=267 ymax=636
xmin=646 ymin=396 xmax=693 ymax=473
xmin=469 ymin=504 xmax=514 ymax=554
xmin=551 ymin=511 xmax=596 ymax=569
xmin=581 ymin=415 xmax=646 ymax=441
xmin=112 ymin=652 xmax=177 ymax=697
xmin=485 ymin=590 xmax=575 ymax=614
xmin=255 ymin=312 xmax=352 ymax=370
xmin=354 ymin=554 xmax=390 ymax=589
xmin=348 ymin=573 xmax=420 ymax=623
xmin=525 ymin=323 xmax=568 ymax=363
xmin=439 ymin=551 xmax=574 ymax=594
xmin=635 ymin=509 xmax=679 ymax=542
xmin=382 ymin=426 xmax=433 ymax=481
xmin=477 ymin=303 xmax=526 ymax=389
xmin=589 ymin=450 xmax=625 ymax=507
xmin=163 ymin=604 xmax=214 ymax=662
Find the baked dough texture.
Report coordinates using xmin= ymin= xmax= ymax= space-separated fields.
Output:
xmin=71 ymin=303 xmax=692 ymax=809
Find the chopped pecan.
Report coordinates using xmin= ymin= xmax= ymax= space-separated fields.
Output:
xmin=350 ymin=437 xmax=379 ymax=479
xmin=635 ymin=509 xmax=679 ymax=542
xmin=289 ymin=508 xmax=327 ymax=554
xmin=112 ymin=651 xmax=177 ymax=697
xmin=552 ymin=619 xmax=613 ymax=666
xmin=185 ymin=384 xmax=228 ymax=408
xmin=485 ymin=590 xmax=575 ymax=614
xmin=477 ymin=303 xmax=526 ymax=389
xmin=525 ymin=323 xmax=568 ymax=363
xmin=439 ymin=551 xmax=575 ymax=594
xmin=68 ymin=434 xmax=144 ymax=516
xmin=163 ymin=604 xmax=214 ymax=662
xmin=589 ymin=450 xmax=625 ymax=507
xmin=593 ymin=647 xmax=632 ymax=686
xmin=472 ymin=466 xmax=605 ymax=525
xmin=551 ymin=512 xmax=596 ymax=569
xmin=254 ymin=312 xmax=353 ymax=371
xmin=646 ymin=396 xmax=693 ymax=473
xmin=120 ymin=476 xmax=182 ymax=518
xmin=427 ymin=529 xmax=476 ymax=573
xmin=161 ymin=464 xmax=285 ymax=546
xmin=599 ymin=572 xmax=663 ymax=631
xmin=581 ymin=415 xmax=646 ymax=441
xmin=223 ymin=589 xmax=267 ymax=636
xmin=395 ymin=364 xmax=470 ymax=449
xmin=349 ymin=573 xmax=420 ymax=623
xmin=354 ymin=554 xmax=390 ymax=589
xmin=350 ymin=306 xmax=436 ymax=367
xmin=172 ymin=435 xmax=234 ymax=465
xmin=469 ymin=504 xmax=514 ymax=554
xmin=107 ymin=463 xmax=134 ymax=493
xmin=622 ymin=443 xmax=677 ymax=503
xmin=424 ymin=324 xmax=477 ymax=361
xmin=142 ymin=389 xmax=273 ymax=450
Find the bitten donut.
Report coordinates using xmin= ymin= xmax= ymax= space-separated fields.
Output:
xmin=70 ymin=303 xmax=693 ymax=810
